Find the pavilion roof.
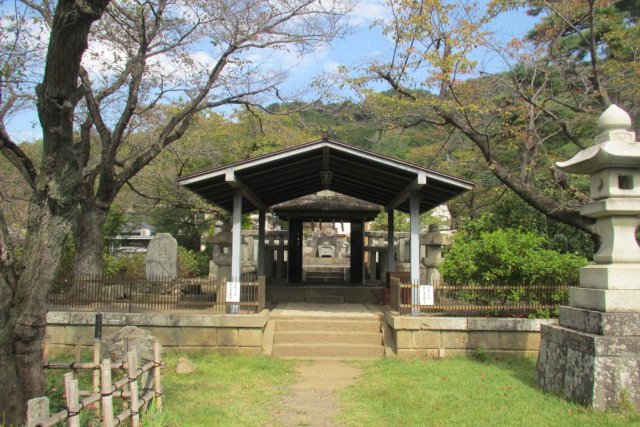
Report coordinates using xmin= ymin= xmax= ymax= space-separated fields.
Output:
xmin=178 ymin=137 xmax=474 ymax=214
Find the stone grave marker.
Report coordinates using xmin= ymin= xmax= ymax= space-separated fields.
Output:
xmin=145 ymin=232 xmax=178 ymax=280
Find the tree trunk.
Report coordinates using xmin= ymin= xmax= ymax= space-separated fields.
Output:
xmin=0 ymin=0 xmax=110 ymax=423
xmin=73 ymin=201 xmax=108 ymax=276
xmin=0 ymin=195 xmax=75 ymax=423
xmin=0 ymin=272 xmax=23 ymax=425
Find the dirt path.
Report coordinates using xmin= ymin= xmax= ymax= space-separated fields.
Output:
xmin=269 ymin=360 xmax=361 ymax=427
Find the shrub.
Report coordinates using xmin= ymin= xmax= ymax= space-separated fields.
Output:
xmin=440 ymin=228 xmax=587 ymax=286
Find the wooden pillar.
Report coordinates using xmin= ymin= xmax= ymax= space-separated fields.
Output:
xmin=350 ymin=220 xmax=364 ymax=284
xmin=288 ymin=219 xmax=303 ymax=282
xmin=257 ymin=209 xmax=266 ymax=276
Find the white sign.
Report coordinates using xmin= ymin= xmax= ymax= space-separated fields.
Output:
xmin=226 ymin=282 xmax=241 ymax=303
xmin=419 ymin=285 xmax=434 ymax=306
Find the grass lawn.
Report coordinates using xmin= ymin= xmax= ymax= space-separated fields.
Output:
xmin=45 ymin=352 xmax=639 ymax=426
xmin=161 ymin=352 xmax=297 ymax=426
xmin=338 ymin=356 xmax=640 ymax=427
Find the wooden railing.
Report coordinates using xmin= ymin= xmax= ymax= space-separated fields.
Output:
xmin=49 ymin=274 xmax=266 ymax=314
xmin=389 ymin=277 xmax=568 ymax=317
xmin=29 ymin=340 xmax=163 ymax=427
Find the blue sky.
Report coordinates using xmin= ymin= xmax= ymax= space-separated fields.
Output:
xmin=5 ymin=0 xmax=538 ymax=143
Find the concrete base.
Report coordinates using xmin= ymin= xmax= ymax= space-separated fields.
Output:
xmin=536 ymin=319 xmax=640 ymax=410
xmin=386 ymin=312 xmax=554 ymax=358
xmin=570 ymin=287 xmax=640 ymax=312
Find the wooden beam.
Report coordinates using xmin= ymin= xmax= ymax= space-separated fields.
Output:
xmin=385 ymin=172 xmax=427 ymax=210
xmin=225 ymin=169 xmax=267 ymax=209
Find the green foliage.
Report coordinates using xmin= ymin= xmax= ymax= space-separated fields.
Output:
xmin=178 ymin=246 xmax=209 ymax=278
xmin=103 ymin=246 xmax=208 ymax=277
xmin=103 ymin=253 xmax=146 ymax=276
xmin=440 ymin=225 xmax=588 ymax=286
xmin=103 ymin=203 xmax=126 ymax=251
xmin=369 ymin=209 xmax=447 ymax=232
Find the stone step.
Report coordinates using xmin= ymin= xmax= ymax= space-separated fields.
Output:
xmin=275 ymin=319 xmax=382 ymax=333
xmin=274 ymin=331 xmax=382 ymax=345
xmin=306 ymin=295 xmax=344 ymax=304
xmin=305 ymin=272 xmax=345 ymax=280
xmin=272 ymin=343 xmax=384 ymax=359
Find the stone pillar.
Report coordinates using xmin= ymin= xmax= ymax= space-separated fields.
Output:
xmin=421 ymin=224 xmax=450 ymax=286
xmin=536 ymin=105 xmax=640 ymax=410
xmin=231 ymin=188 xmax=242 ymax=282
xmin=410 ymin=191 xmax=421 ymax=315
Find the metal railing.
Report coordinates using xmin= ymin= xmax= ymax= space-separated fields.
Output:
xmin=49 ymin=274 xmax=266 ymax=314
xmin=390 ymin=277 xmax=568 ymax=317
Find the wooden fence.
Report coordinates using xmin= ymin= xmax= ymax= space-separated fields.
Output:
xmin=50 ymin=274 xmax=266 ymax=314
xmin=29 ymin=339 xmax=163 ymax=427
xmin=390 ymin=277 xmax=568 ymax=317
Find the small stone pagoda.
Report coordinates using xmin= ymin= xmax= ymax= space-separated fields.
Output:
xmin=536 ymin=105 xmax=640 ymax=409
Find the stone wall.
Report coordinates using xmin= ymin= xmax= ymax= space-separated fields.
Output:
xmin=46 ymin=310 xmax=268 ymax=355
xmin=387 ymin=312 xmax=557 ymax=358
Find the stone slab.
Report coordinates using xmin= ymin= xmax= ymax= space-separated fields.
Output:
xmin=217 ymin=328 xmax=239 ymax=346
xmin=537 ymin=323 xmax=640 ymax=410
xmin=177 ymin=310 xmax=269 ymax=328
xmin=420 ymin=317 xmax=467 ymax=330
xmin=238 ymin=329 xmax=264 ymax=347
xmin=412 ymin=330 xmax=441 ymax=349
xmin=570 ymin=287 xmax=640 ymax=312
xmin=395 ymin=330 xmax=413 ymax=348
xmin=580 ymin=264 xmax=640 ymax=290
xmin=143 ymin=326 xmax=181 ymax=347
xmin=180 ymin=327 xmax=218 ymax=347
xmin=68 ymin=312 xmax=100 ymax=325
xmin=46 ymin=311 xmax=71 ymax=324
xmin=469 ymin=331 xmax=500 ymax=350
xmin=499 ymin=332 xmax=540 ymax=351
xmin=386 ymin=313 xmax=421 ymax=330
xmin=467 ymin=318 xmax=554 ymax=332
xmin=559 ymin=306 xmax=640 ymax=336
xmin=126 ymin=313 xmax=179 ymax=327
xmin=540 ymin=324 xmax=640 ymax=357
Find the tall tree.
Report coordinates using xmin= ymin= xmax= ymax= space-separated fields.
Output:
xmin=0 ymin=0 xmax=351 ymax=422
xmin=0 ymin=0 xmax=110 ymax=422
xmin=347 ymin=0 xmax=639 ymax=240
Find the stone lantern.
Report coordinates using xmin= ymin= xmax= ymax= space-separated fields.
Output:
xmin=209 ymin=221 xmax=232 ymax=281
xmin=536 ymin=105 xmax=640 ymax=410
xmin=421 ymin=224 xmax=450 ymax=286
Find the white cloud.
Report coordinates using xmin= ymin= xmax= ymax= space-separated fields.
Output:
xmin=349 ymin=0 xmax=390 ymax=26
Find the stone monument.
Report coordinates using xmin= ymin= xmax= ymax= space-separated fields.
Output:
xmin=145 ymin=232 xmax=178 ymax=280
xmin=422 ymin=224 xmax=450 ymax=285
xmin=536 ymin=104 xmax=640 ymax=410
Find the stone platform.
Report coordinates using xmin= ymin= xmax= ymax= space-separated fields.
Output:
xmin=536 ymin=307 xmax=640 ymax=408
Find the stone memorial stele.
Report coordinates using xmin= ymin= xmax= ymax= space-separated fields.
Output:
xmin=145 ymin=232 xmax=178 ymax=280
xmin=536 ymin=104 xmax=640 ymax=410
